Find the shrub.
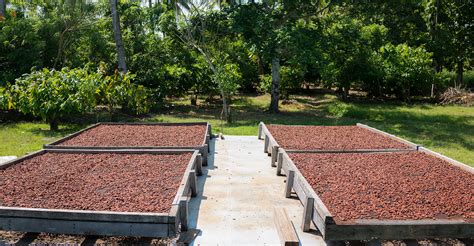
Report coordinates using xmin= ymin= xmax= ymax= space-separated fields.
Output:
xmin=9 ymin=68 xmax=150 ymax=130
xmin=437 ymin=70 xmax=474 ymax=91
xmin=10 ymin=68 xmax=100 ymax=130
xmin=327 ymin=102 xmax=350 ymax=118
xmin=377 ymin=43 xmax=434 ymax=101
xmin=98 ymin=72 xmax=150 ymax=115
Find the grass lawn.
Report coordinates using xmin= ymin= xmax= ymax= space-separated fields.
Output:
xmin=1 ymin=93 xmax=472 ymax=166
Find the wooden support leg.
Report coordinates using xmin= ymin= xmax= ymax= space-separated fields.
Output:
xmin=206 ymin=135 xmax=211 ymax=153
xmin=301 ymin=197 xmax=314 ymax=232
xmin=201 ymin=146 xmax=208 ymax=166
xmin=276 ymin=152 xmax=283 ymax=176
xmin=285 ymin=170 xmax=295 ymax=198
xmin=264 ymin=135 xmax=269 ymax=153
xmin=258 ymin=122 xmax=263 ymax=139
xmin=179 ymin=198 xmax=188 ymax=231
xmin=189 ymin=170 xmax=197 ymax=197
xmin=196 ymin=154 xmax=203 ymax=176
xmin=271 ymin=146 xmax=279 ymax=167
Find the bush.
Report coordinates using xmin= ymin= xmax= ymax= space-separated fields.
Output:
xmin=10 ymin=68 xmax=100 ymax=130
xmin=98 ymin=71 xmax=150 ymax=115
xmin=377 ymin=43 xmax=434 ymax=100
xmin=280 ymin=66 xmax=304 ymax=98
xmin=437 ymin=70 xmax=474 ymax=91
xmin=9 ymin=67 xmax=150 ymax=130
xmin=327 ymin=101 xmax=350 ymax=118
xmin=0 ymin=87 xmax=9 ymax=111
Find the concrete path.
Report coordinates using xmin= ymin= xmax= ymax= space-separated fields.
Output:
xmin=0 ymin=156 xmax=16 ymax=165
xmin=189 ymin=136 xmax=325 ymax=245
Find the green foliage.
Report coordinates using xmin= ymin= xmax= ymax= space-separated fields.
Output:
xmin=321 ymin=11 xmax=387 ymax=97
xmin=0 ymin=15 xmax=44 ymax=85
xmin=437 ymin=70 xmax=474 ymax=90
xmin=257 ymin=74 xmax=272 ymax=94
xmin=8 ymin=67 xmax=149 ymax=130
xmin=212 ymin=63 xmax=242 ymax=98
xmin=327 ymin=102 xmax=350 ymax=118
xmin=98 ymin=71 xmax=149 ymax=115
xmin=377 ymin=43 xmax=434 ymax=100
xmin=1 ymin=0 xmax=472 ymax=106
xmin=10 ymin=68 xmax=99 ymax=129
xmin=0 ymin=86 xmax=9 ymax=110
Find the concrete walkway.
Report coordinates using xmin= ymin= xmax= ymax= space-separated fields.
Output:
xmin=189 ymin=136 xmax=324 ymax=245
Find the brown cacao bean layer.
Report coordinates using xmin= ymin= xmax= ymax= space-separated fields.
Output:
xmin=0 ymin=152 xmax=192 ymax=213
xmin=289 ymin=152 xmax=474 ymax=222
xmin=58 ymin=124 xmax=206 ymax=147
xmin=268 ymin=125 xmax=412 ymax=150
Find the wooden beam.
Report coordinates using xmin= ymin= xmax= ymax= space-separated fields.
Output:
xmin=273 ymin=208 xmax=299 ymax=246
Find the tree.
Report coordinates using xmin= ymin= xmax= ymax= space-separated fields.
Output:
xmin=231 ymin=0 xmax=333 ymax=113
xmin=424 ymin=0 xmax=473 ymax=87
xmin=110 ymin=0 xmax=127 ymax=72
xmin=161 ymin=4 xmax=239 ymax=122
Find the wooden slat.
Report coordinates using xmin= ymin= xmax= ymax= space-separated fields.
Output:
xmin=273 ymin=208 xmax=299 ymax=246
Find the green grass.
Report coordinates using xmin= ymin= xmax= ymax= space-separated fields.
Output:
xmin=1 ymin=93 xmax=472 ymax=166
xmin=0 ymin=122 xmax=84 ymax=157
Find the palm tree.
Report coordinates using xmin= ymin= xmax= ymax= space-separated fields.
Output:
xmin=109 ymin=0 xmax=127 ymax=72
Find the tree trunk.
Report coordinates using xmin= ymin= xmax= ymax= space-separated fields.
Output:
xmin=456 ymin=59 xmax=463 ymax=88
xmin=49 ymin=119 xmax=59 ymax=131
xmin=269 ymin=56 xmax=280 ymax=113
xmin=0 ymin=0 xmax=6 ymax=19
xmin=109 ymin=0 xmax=127 ymax=73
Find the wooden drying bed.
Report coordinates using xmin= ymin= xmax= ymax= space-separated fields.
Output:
xmin=0 ymin=149 xmax=202 ymax=237
xmin=44 ymin=122 xmax=212 ymax=165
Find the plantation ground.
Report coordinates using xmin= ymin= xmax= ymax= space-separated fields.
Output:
xmin=0 ymin=93 xmax=472 ymax=166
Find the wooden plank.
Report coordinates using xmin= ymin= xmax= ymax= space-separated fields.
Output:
xmin=0 ymin=217 xmax=171 ymax=237
xmin=324 ymin=222 xmax=474 ymax=240
xmin=301 ymin=197 xmax=314 ymax=232
xmin=292 ymin=177 xmax=308 ymax=203
xmin=43 ymin=148 xmax=197 ymax=155
xmin=44 ymin=145 xmax=204 ymax=150
xmin=311 ymin=201 xmax=327 ymax=236
xmin=285 ymin=148 xmax=417 ymax=154
xmin=44 ymin=123 xmax=101 ymax=146
xmin=273 ymin=208 xmax=300 ymax=246
xmin=0 ymin=207 xmax=170 ymax=223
